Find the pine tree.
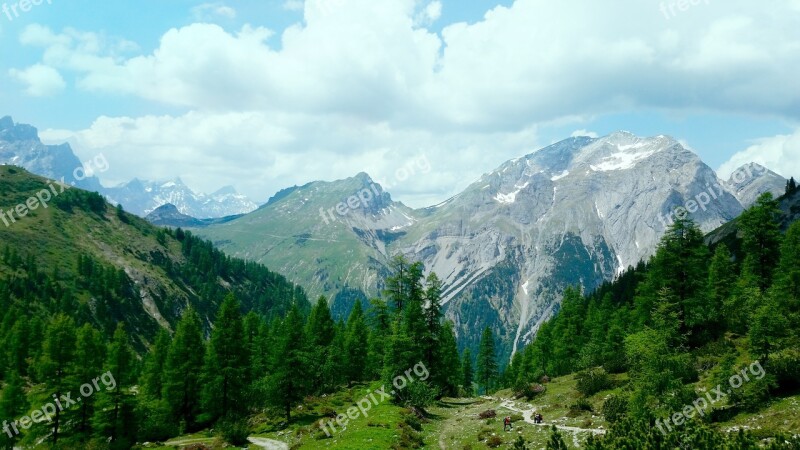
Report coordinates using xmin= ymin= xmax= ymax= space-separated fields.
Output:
xmin=635 ymin=215 xmax=710 ymax=344
xmin=772 ymin=221 xmax=800 ymax=311
xmin=365 ymin=299 xmax=391 ymax=379
xmin=0 ymin=371 xmax=27 ymax=449
xmin=462 ymin=348 xmax=474 ymax=396
xmin=749 ymin=296 xmax=789 ymax=363
xmin=265 ymin=304 xmax=308 ymax=423
xmin=141 ymin=329 xmax=171 ymax=399
xmin=384 ymin=255 xmax=410 ymax=312
xmin=163 ymin=308 xmax=205 ymax=430
xmin=740 ymin=192 xmax=782 ymax=292
xmin=202 ymin=294 xmax=249 ymax=421
xmin=438 ymin=321 xmax=462 ymax=396
xmin=423 ymin=273 xmax=443 ymax=381
xmin=93 ymin=323 xmax=136 ymax=447
xmin=37 ymin=314 xmax=77 ymax=444
xmin=344 ymin=300 xmax=369 ymax=385
xmin=73 ymin=324 xmax=105 ymax=435
xmin=476 ymin=327 xmax=498 ymax=394
xmin=305 ymin=296 xmax=335 ymax=393
xmin=708 ymin=244 xmax=736 ymax=336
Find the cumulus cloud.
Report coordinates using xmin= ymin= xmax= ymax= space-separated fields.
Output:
xmin=8 ymin=64 xmax=66 ymax=96
xmin=16 ymin=0 xmax=800 ymax=204
xmin=718 ymin=131 xmax=800 ymax=180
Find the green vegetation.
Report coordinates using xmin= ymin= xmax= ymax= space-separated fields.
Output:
xmin=503 ymin=192 xmax=800 ymax=448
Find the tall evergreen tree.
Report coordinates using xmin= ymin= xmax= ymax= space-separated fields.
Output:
xmin=141 ymin=329 xmax=170 ymax=400
xmin=740 ymin=192 xmax=782 ymax=292
xmin=476 ymin=327 xmax=498 ymax=394
xmin=265 ymin=304 xmax=309 ymax=422
xmin=202 ymin=294 xmax=250 ymax=421
xmin=438 ymin=321 xmax=462 ymax=396
xmin=93 ymin=323 xmax=136 ymax=448
xmin=73 ymin=324 xmax=105 ymax=435
xmin=772 ymin=221 xmax=800 ymax=311
xmin=423 ymin=273 xmax=444 ymax=379
xmin=37 ymin=314 xmax=77 ymax=444
xmin=462 ymin=348 xmax=474 ymax=396
xmin=344 ymin=300 xmax=369 ymax=385
xmin=708 ymin=244 xmax=736 ymax=336
xmin=636 ymin=215 xmax=710 ymax=343
xmin=365 ymin=299 xmax=391 ymax=379
xmin=0 ymin=371 xmax=27 ymax=450
xmin=305 ymin=296 xmax=335 ymax=393
xmin=163 ymin=308 xmax=205 ymax=430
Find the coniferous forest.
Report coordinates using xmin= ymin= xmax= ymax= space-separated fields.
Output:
xmin=3 ymin=170 xmax=800 ymax=449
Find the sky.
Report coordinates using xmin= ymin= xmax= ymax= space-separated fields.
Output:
xmin=1 ymin=0 xmax=799 ymax=207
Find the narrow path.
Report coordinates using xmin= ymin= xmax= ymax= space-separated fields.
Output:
xmin=499 ymin=400 xmax=606 ymax=435
xmin=248 ymin=436 xmax=290 ymax=450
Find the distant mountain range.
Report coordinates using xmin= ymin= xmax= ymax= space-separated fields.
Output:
xmin=3 ymin=115 xmax=790 ymax=360
xmin=0 ymin=116 xmax=258 ymax=219
xmin=194 ymin=132 xmax=788 ymax=360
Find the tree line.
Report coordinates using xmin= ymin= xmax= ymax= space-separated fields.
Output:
xmin=505 ymin=192 xmax=800 ymax=447
xmin=0 ymin=250 xmax=506 ymax=448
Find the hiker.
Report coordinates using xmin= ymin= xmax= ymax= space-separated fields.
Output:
xmin=504 ymin=416 xmax=513 ymax=431
xmin=535 ymin=413 xmax=543 ymax=424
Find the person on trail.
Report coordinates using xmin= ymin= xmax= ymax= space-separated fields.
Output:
xmin=504 ymin=416 xmax=512 ymax=431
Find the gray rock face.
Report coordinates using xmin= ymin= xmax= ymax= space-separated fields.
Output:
xmin=0 ymin=116 xmax=258 ymax=219
xmin=724 ymin=162 xmax=786 ymax=208
xmin=0 ymin=115 xmax=104 ymax=192
xmin=396 ymin=132 xmax=745 ymax=357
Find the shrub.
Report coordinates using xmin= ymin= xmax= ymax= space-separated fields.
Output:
xmin=576 ymin=368 xmax=612 ymax=397
xmin=404 ymin=381 xmax=438 ymax=409
xmin=515 ymin=383 xmax=546 ymax=400
xmin=218 ymin=417 xmax=249 ymax=446
xmin=479 ymin=409 xmax=497 ymax=419
xmin=602 ymin=395 xmax=628 ymax=424
xmin=486 ymin=435 xmax=503 ymax=448
xmin=569 ymin=398 xmax=594 ymax=415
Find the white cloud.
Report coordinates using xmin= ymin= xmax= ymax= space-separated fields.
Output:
xmin=8 ymin=64 xmax=65 ymax=96
xmin=191 ymin=2 xmax=237 ymax=21
xmin=571 ymin=129 xmax=598 ymax=139
xmin=16 ymin=0 xmax=800 ymax=204
xmin=416 ymin=1 xmax=442 ymax=25
xmin=282 ymin=0 xmax=305 ymax=11
xmin=718 ymin=130 xmax=800 ymax=180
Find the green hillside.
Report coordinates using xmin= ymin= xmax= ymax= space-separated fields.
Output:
xmin=0 ymin=165 xmax=307 ymax=349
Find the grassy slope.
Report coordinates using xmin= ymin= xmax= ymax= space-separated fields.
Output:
xmin=0 ymin=165 xmax=304 ymax=348
xmin=145 ymin=364 xmax=800 ymax=449
xmin=196 ymin=176 xmax=386 ymax=302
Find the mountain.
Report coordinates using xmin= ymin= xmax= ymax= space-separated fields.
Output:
xmin=197 ymin=132 xmax=760 ymax=360
xmin=0 ymin=116 xmax=259 ymax=219
xmin=724 ymin=162 xmax=787 ymax=208
xmin=145 ymin=203 xmax=243 ymax=228
xmin=0 ymin=165 xmax=307 ymax=350
xmin=198 ymin=172 xmax=417 ymax=313
xmin=0 ymin=115 xmax=104 ymax=192
xmin=103 ymin=178 xmax=258 ymax=218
